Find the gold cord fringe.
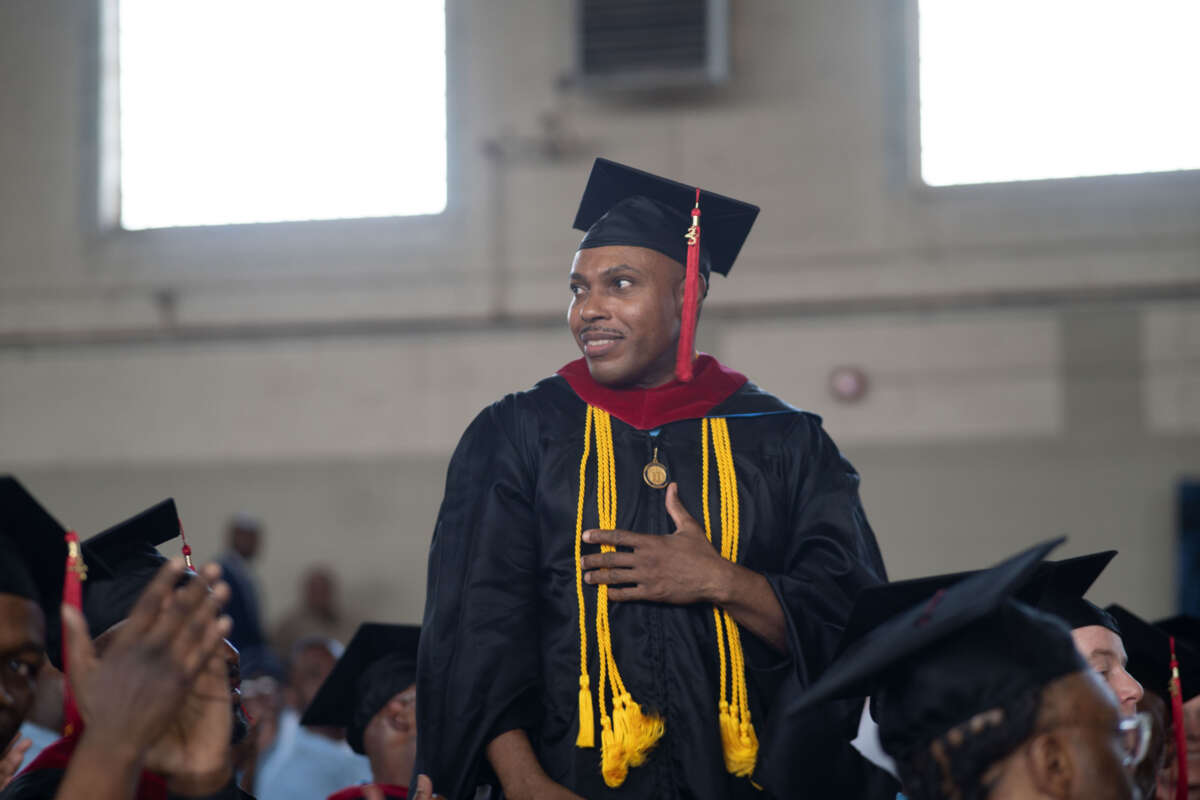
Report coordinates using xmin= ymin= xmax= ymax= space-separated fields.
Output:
xmin=575 ymin=409 xmax=756 ymax=784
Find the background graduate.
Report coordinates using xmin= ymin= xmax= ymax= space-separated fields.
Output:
xmin=301 ymin=623 xmax=421 ymax=800
xmin=0 ymin=478 xmax=67 ymax=788
xmin=0 ymin=496 xmax=251 ymax=800
xmin=781 ymin=539 xmax=1142 ymax=800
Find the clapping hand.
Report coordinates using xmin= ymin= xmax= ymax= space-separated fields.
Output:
xmin=64 ymin=559 xmax=232 ymax=785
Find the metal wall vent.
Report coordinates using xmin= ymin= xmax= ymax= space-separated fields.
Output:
xmin=575 ymin=0 xmax=729 ymax=90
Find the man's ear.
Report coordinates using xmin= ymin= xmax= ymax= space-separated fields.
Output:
xmin=1025 ymin=730 xmax=1075 ymax=798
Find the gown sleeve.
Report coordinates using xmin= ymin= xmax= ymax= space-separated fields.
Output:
xmin=762 ymin=413 xmax=887 ymax=683
xmin=414 ymin=397 xmax=543 ymax=800
xmin=754 ymin=414 xmax=895 ymax=798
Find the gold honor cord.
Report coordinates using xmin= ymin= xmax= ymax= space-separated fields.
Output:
xmin=574 ymin=409 xmax=757 ymax=784
xmin=702 ymin=418 xmax=758 ymax=776
xmin=575 ymin=406 xmax=665 ymax=787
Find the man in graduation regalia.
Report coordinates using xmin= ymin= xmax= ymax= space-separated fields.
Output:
xmin=415 ymin=159 xmax=888 ymax=799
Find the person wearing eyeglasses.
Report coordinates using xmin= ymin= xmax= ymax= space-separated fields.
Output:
xmin=769 ymin=540 xmax=1143 ymax=800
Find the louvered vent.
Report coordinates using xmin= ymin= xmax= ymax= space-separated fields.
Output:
xmin=576 ymin=0 xmax=729 ymax=89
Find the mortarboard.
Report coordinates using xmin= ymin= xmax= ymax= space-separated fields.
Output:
xmin=1157 ymin=615 xmax=1200 ymax=652
xmin=837 ymin=550 xmax=1118 ymax=653
xmin=301 ymin=623 xmax=420 ymax=755
xmin=573 ymin=158 xmax=759 ymax=382
xmin=573 ymin=158 xmax=759 ymax=279
xmin=79 ymin=498 xmax=181 ymax=640
xmin=0 ymin=476 xmax=69 ymax=658
xmin=782 ymin=537 xmax=1089 ymax=779
xmin=797 ymin=537 xmax=1070 ymax=711
xmin=1030 ymin=550 xmax=1120 ymax=632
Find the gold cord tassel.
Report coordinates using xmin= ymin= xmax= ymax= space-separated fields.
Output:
xmin=575 ymin=408 xmax=596 ymax=748
xmin=575 ymin=406 xmax=665 ymax=786
xmin=702 ymin=417 xmax=759 ymax=777
xmin=574 ymin=410 xmax=756 ymax=782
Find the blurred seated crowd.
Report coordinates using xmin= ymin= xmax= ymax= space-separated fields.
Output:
xmin=1 ymin=474 xmax=1197 ymax=800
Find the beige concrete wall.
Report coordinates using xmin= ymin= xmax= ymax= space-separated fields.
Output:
xmin=2 ymin=0 xmax=1199 ymax=629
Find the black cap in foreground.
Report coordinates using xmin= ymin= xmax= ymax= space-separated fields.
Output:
xmin=1107 ymin=605 xmax=1200 ymax=702
xmin=781 ymin=537 xmax=1092 ymax=770
xmin=837 ymin=550 xmax=1119 ymax=652
xmin=798 ymin=537 xmax=1067 ymax=711
xmin=301 ymin=623 xmax=421 ymax=755
xmin=573 ymin=158 xmax=759 ymax=278
xmin=0 ymin=476 xmax=69 ymax=657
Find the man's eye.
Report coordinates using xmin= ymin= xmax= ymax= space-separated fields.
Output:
xmin=570 ymin=285 xmax=584 ymax=296
xmin=6 ymin=659 xmax=34 ymax=679
xmin=614 ymin=278 xmax=632 ymax=289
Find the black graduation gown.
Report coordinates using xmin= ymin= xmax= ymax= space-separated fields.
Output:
xmin=415 ymin=374 xmax=888 ymax=800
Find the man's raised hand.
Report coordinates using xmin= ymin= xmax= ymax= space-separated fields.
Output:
xmin=64 ymin=559 xmax=232 ymax=755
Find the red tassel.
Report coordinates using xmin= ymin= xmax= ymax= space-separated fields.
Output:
xmin=1171 ymin=636 xmax=1188 ymax=800
xmin=179 ymin=518 xmax=195 ymax=573
xmin=675 ymin=188 xmax=702 ymax=383
xmin=61 ymin=530 xmax=86 ymax=737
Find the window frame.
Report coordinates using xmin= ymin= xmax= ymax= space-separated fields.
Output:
xmin=902 ymin=0 xmax=1200 ymax=195
xmin=84 ymin=0 xmax=464 ymax=280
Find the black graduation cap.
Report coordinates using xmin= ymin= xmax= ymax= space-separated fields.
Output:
xmin=798 ymin=537 xmax=1068 ymax=708
xmin=1157 ymin=615 xmax=1200 ymax=652
xmin=573 ymin=158 xmax=759 ymax=279
xmin=1107 ymin=605 xmax=1200 ymax=702
xmin=784 ymin=538 xmax=1089 ymax=766
xmin=301 ymin=623 xmax=420 ymax=755
xmin=78 ymin=499 xmax=180 ymax=642
xmin=837 ymin=550 xmax=1118 ymax=654
xmin=0 ymin=476 xmax=69 ymax=659
xmin=1031 ymin=551 xmax=1120 ymax=631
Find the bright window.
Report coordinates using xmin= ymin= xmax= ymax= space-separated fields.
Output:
xmin=118 ymin=0 xmax=446 ymax=230
xmin=919 ymin=0 xmax=1200 ymax=187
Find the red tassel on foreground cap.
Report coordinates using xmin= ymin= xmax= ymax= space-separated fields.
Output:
xmin=675 ymin=188 xmax=702 ymax=383
xmin=1171 ymin=636 xmax=1188 ymax=800
xmin=61 ymin=530 xmax=87 ymax=737
xmin=179 ymin=519 xmax=195 ymax=573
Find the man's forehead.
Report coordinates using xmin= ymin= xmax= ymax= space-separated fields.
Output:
xmin=571 ymin=245 xmax=684 ymax=275
xmin=1071 ymin=624 xmax=1126 ymax=660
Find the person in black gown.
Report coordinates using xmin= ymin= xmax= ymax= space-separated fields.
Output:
xmin=415 ymin=159 xmax=889 ymax=799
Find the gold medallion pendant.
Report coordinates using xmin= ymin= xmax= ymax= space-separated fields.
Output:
xmin=642 ymin=447 xmax=669 ymax=489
